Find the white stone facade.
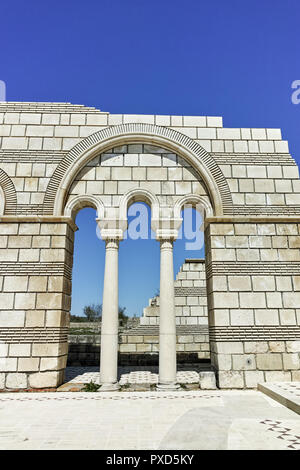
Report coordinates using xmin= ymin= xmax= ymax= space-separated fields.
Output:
xmin=0 ymin=101 xmax=299 ymax=390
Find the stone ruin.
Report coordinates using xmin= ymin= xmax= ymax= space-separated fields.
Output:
xmin=0 ymin=102 xmax=299 ymax=390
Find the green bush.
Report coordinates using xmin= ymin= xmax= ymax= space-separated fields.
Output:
xmin=83 ymin=381 xmax=100 ymax=392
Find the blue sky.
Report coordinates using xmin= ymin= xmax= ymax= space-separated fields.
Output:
xmin=1 ymin=0 xmax=300 ymax=316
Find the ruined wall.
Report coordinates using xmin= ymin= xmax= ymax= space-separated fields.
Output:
xmin=141 ymin=259 xmax=208 ymax=326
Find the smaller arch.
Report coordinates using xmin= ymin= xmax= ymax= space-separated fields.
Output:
xmin=119 ymin=188 xmax=160 ymax=221
xmin=0 ymin=185 xmax=5 ymax=216
xmin=174 ymin=194 xmax=213 ymax=219
xmin=64 ymin=194 xmax=105 ymax=220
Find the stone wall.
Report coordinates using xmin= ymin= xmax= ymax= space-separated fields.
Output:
xmin=0 ymin=219 xmax=74 ymax=389
xmin=140 ymin=259 xmax=208 ymax=326
xmin=206 ymin=220 xmax=300 ymax=388
xmin=68 ymin=328 xmax=210 ymax=366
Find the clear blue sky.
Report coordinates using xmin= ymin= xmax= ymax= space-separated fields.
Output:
xmin=1 ymin=0 xmax=300 ymax=316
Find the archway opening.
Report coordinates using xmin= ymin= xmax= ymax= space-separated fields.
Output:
xmin=173 ymin=205 xmax=210 ymax=367
xmin=119 ymin=201 xmax=160 ymax=366
xmin=68 ymin=207 xmax=105 ymax=367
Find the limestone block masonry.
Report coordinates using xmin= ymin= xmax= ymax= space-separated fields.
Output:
xmin=0 ymin=101 xmax=299 ymax=390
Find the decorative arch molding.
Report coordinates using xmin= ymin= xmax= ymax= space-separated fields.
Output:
xmin=174 ymin=194 xmax=213 ymax=219
xmin=0 ymin=168 xmax=17 ymax=215
xmin=119 ymin=188 xmax=160 ymax=221
xmin=64 ymin=194 xmax=105 ymax=220
xmin=43 ymin=123 xmax=233 ymax=216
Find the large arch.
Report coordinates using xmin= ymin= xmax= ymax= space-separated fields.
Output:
xmin=0 ymin=168 xmax=17 ymax=215
xmin=43 ymin=123 xmax=233 ymax=217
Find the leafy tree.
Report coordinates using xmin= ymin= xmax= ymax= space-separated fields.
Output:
xmin=82 ymin=303 xmax=128 ymax=324
xmin=83 ymin=303 xmax=102 ymax=322
xmin=118 ymin=306 xmax=128 ymax=326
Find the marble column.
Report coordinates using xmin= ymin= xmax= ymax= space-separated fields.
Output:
xmin=157 ymin=239 xmax=179 ymax=390
xmin=99 ymin=238 xmax=120 ymax=391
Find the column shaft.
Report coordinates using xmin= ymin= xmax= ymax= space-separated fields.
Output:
xmin=158 ymin=239 xmax=178 ymax=388
xmin=100 ymin=239 xmax=119 ymax=390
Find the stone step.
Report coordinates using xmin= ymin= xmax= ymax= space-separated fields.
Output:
xmin=258 ymin=382 xmax=300 ymax=415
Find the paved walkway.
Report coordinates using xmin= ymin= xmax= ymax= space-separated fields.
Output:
xmin=0 ymin=389 xmax=299 ymax=449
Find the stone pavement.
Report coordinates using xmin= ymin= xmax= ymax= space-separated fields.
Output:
xmin=65 ymin=366 xmax=207 ymax=385
xmin=0 ymin=389 xmax=299 ymax=450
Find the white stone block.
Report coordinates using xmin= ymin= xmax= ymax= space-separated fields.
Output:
xmin=196 ymin=128 xmax=216 ymax=139
xmin=41 ymin=114 xmax=60 ymax=125
xmin=29 ymin=371 xmax=61 ymax=388
xmin=259 ymin=141 xmax=275 ymax=153
xmin=207 ymin=116 xmax=223 ymax=127
xmin=266 ymin=129 xmax=282 ymax=140
xmin=255 ymin=309 xmax=279 ymax=326
xmin=212 ymin=140 xmax=224 ymax=152
xmin=247 ymin=166 xmax=267 ymax=178
xmin=0 ymin=358 xmax=18 ymax=372
xmin=5 ymin=373 xmax=27 ymax=389
xmin=26 ymin=125 xmax=54 ymax=137
xmin=183 ymin=116 xmax=206 ymax=127
xmin=233 ymin=141 xmax=248 ymax=153
xmin=4 ymin=113 xmax=19 ymax=124
xmin=108 ymin=114 xmax=123 ymax=125
xmin=0 ymin=344 xmax=8 ymax=357
xmin=256 ymin=354 xmax=282 ymax=370
xmin=123 ymin=114 xmax=154 ymax=124
xmin=155 ymin=115 xmax=171 ymax=126
xmin=199 ymin=371 xmax=216 ymax=389
xmin=217 ymin=128 xmax=241 ymax=140
xmin=139 ymin=153 xmax=161 ymax=166
xmin=2 ymin=137 xmax=28 ymax=149
xmin=244 ymin=371 xmax=264 ymax=388
xmin=19 ymin=113 xmax=41 ymax=124
xmin=124 ymin=154 xmax=139 ymax=166
xmin=218 ymin=371 xmax=244 ymax=389
xmin=101 ymin=154 xmax=123 ymax=166
xmin=274 ymin=140 xmax=289 ymax=153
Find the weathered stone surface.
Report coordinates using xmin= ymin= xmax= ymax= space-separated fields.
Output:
xmin=218 ymin=371 xmax=244 ymax=389
xmin=286 ymin=341 xmax=300 ymax=353
xmin=199 ymin=371 xmax=217 ymax=389
xmin=5 ymin=373 xmax=27 ymax=389
xmin=283 ymin=353 xmax=300 ymax=370
xmin=29 ymin=371 xmax=61 ymax=388
xmin=0 ymin=373 xmax=5 ymax=388
xmin=244 ymin=371 xmax=264 ymax=388
xmin=256 ymin=354 xmax=283 ymax=370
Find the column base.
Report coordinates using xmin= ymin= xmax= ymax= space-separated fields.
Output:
xmin=98 ymin=382 xmax=120 ymax=392
xmin=156 ymin=383 xmax=181 ymax=391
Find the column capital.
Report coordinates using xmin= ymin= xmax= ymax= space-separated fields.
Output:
xmin=96 ymin=217 xmax=127 ymax=241
xmin=151 ymin=217 xmax=183 ymax=242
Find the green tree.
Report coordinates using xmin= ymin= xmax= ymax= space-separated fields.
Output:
xmin=83 ymin=303 xmax=102 ymax=322
xmin=82 ymin=304 xmax=128 ymax=324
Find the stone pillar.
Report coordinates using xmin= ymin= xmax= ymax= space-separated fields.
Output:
xmin=0 ymin=217 xmax=76 ymax=391
xmin=157 ymin=239 xmax=179 ymax=390
xmin=99 ymin=238 xmax=120 ymax=391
